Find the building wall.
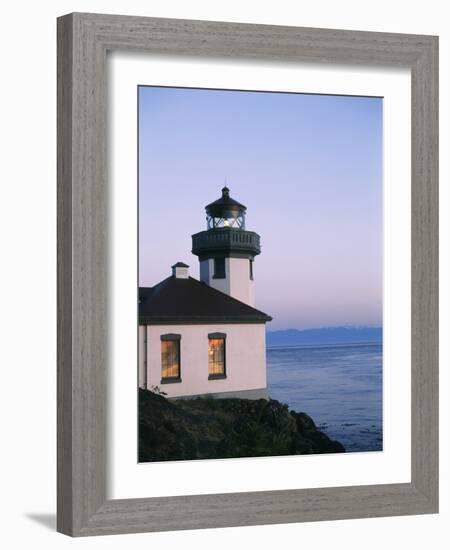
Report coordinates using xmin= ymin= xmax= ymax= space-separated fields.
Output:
xmin=199 ymin=258 xmax=230 ymax=296
xmin=229 ymin=257 xmax=255 ymax=306
xmin=199 ymin=257 xmax=255 ymax=306
xmin=138 ymin=323 xmax=267 ymax=398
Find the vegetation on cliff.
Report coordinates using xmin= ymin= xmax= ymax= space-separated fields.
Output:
xmin=139 ymin=388 xmax=345 ymax=462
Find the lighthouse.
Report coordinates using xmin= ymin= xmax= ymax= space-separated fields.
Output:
xmin=138 ymin=185 xmax=271 ymax=400
xmin=191 ymin=186 xmax=260 ymax=306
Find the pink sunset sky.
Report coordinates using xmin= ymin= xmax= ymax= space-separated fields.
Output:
xmin=138 ymin=86 xmax=383 ymax=331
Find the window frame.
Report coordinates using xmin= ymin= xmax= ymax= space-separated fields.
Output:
xmin=160 ymin=333 xmax=182 ymax=384
xmin=207 ymin=332 xmax=227 ymax=380
xmin=213 ymin=257 xmax=226 ymax=279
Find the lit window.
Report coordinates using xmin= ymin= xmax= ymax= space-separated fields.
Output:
xmin=160 ymin=334 xmax=181 ymax=382
xmin=206 ymin=215 xmax=245 ymax=229
xmin=208 ymin=333 xmax=226 ymax=379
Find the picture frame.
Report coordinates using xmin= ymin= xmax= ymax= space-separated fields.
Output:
xmin=57 ymin=12 xmax=438 ymax=536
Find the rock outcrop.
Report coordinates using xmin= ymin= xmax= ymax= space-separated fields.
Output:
xmin=139 ymin=388 xmax=345 ymax=462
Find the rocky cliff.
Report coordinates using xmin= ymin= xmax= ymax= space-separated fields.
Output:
xmin=139 ymin=388 xmax=345 ymax=462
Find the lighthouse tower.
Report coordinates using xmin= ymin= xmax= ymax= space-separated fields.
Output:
xmin=192 ymin=186 xmax=261 ymax=306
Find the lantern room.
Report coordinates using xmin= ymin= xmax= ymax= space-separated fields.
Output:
xmin=205 ymin=186 xmax=246 ymax=230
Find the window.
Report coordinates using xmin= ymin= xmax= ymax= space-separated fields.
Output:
xmin=160 ymin=334 xmax=181 ymax=382
xmin=213 ymin=257 xmax=225 ymax=279
xmin=249 ymin=259 xmax=254 ymax=280
xmin=207 ymin=215 xmax=245 ymax=229
xmin=208 ymin=333 xmax=226 ymax=379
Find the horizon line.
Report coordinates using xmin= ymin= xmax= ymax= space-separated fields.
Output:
xmin=267 ymin=325 xmax=382 ymax=332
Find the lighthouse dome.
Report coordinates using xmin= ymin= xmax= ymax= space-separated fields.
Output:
xmin=205 ymin=186 xmax=246 ymax=229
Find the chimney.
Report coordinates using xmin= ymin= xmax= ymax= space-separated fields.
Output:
xmin=171 ymin=262 xmax=189 ymax=279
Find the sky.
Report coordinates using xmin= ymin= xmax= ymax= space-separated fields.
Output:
xmin=139 ymin=86 xmax=383 ymax=331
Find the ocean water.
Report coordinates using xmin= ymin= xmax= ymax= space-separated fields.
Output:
xmin=266 ymin=342 xmax=383 ymax=452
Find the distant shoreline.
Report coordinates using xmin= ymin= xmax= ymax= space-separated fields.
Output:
xmin=266 ymin=326 xmax=382 ymax=349
xmin=267 ymin=340 xmax=382 ymax=351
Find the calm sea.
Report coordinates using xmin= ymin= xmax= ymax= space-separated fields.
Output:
xmin=266 ymin=342 xmax=383 ymax=452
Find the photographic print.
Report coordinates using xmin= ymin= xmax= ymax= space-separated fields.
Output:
xmin=138 ymin=86 xmax=382 ymax=462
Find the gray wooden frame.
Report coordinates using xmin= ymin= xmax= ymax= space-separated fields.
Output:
xmin=57 ymin=12 xmax=438 ymax=537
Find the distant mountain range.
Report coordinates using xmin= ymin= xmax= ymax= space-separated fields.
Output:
xmin=266 ymin=326 xmax=382 ymax=348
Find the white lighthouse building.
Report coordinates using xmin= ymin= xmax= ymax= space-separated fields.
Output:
xmin=138 ymin=186 xmax=272 ymax=400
